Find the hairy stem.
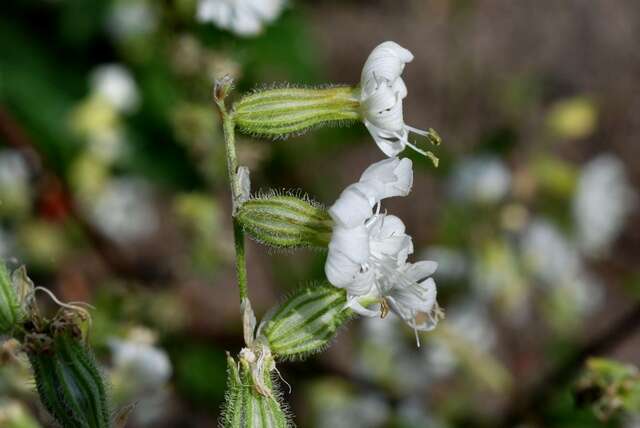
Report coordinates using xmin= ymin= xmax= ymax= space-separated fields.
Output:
xmin=217 ymin=97 xmax=249 ymax=303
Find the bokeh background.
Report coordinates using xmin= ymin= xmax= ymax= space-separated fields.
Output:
xmin=1 ymin=0 xmax=640 ymax=427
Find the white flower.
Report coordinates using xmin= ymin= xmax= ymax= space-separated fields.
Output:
xmin=196 ymin=0 xmax=286 ymax=37
xmin=359 ymin=41 xmax=437 ymax=157
xmin=325 ymin=157 xmax=441 ymax=337
xmin=521 ymin=219 xmax=603 ymax=315
xmin=109 ymin=338 xmax=172 ymax=391
xmin=90 ymin=65 xmax=140 ymax=113
xmin=90 ymin=178 xmax=158 ymax=244
xmin=107 ymin=1 xmax=157 ymax=41
xmin=450 ymin=156 xmax=511 ymax=204
xmin=573 ymin=154 xmax=636 ymax=257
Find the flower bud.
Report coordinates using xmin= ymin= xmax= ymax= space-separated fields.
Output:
xmin=220 ymin=350 xmax=291 ymax=428
xmin=233 ymin=86 xmax=360 ymax=139
xmin=0 ymin=263 xmax=32 ymax=335
xmin=26 ymin=315 xmax=111 ymax=428
xmin=260 ymin=284 xmax=351 ymax=359
xmin=236 ymin=193 xmax=333 ymax=249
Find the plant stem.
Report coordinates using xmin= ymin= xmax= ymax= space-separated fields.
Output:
xmin=218 ymin=102 xmax=249 ymax=303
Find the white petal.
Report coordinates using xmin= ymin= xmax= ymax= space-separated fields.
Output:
xmin=360 ymin=157 xmax=400 ymax=182
xmin=329 ymin=184 xmax=373 ymax=227
xmin=346 ymin=297 xmax=379 ymax=317
xmin=361 ymin=84 xmax=405 ymax=132
xmin=374 ymin=214 xmax=406 ymax=237
xmin=325 ymin=247 xmax=360 ymax=287
xmin=361 ymin=41 xmax=414 ymax=92
xmin=348 ymin=269 xmax=376 ymax=296
xmin=359 ymin=157 xmax=413 ymax=200
xmin=329 ymin=224 xmax=370 ymax=265
xmin=403 ymin=260 xmax=438 ymax=282
xmin=391 ymin=157 xmax=414 ymax=195
xmin=364 ymin=121 xmax=406 ymax=157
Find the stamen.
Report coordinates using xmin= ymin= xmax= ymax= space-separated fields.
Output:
xmin=406 ymin=126 xmax=442 ymax=146
xmin=380 ymin=299 xmax=390 ymax=319
xmin=404 ymin=140 xmax=428 ymax=156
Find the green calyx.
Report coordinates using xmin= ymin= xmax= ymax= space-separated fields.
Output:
xmin=26 ymin=314 xmax=111 ymax=428
xmin=236 ymin=193 xmax=333 ymax=250
xmin=0 ymin=262 xmax=32 ymax=335
xmin=220 ymin=349 xmax=291 ymax=428
xmin=261 ymin=283 xmax=351 ymax=360
xmin=233 ymin=86 xmax=360 ymax=139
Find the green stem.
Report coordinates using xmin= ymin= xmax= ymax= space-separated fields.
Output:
xmin=218 ymin=102 xmax=248 ymax=303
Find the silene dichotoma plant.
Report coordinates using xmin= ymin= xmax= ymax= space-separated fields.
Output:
xmin=214 ymin=41 xmax=443 ymax=427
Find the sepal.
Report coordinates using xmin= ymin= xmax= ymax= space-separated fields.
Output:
xmin=233 ymin=86 xmax=360 ymax=139
xmin=236 ymin=192 xmax=332 ymax=249
xmin=260 ymin=283 xmax=351 ymax=359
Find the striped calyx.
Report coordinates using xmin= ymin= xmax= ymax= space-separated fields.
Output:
xmin=220 ymin=348 xmax=291 ymax=428
xmin=233 ymin=86 xmax=360 ymax=139
xmin=260 ymin=283 xmax=351 ymax=359
xmin=26 ymin=312 xmax=111 ymax=428
xmin=236 ymin=193 xmax=333 ymax=249
xmin=0 ymin=262 xmax=32 ymax=335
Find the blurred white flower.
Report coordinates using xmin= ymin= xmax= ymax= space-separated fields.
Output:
xmin=106 ymin=1 xmax=157 ymax=40
xmin=0 ymin=150 xmax=31 ymax=215
xmin=625 ymin=415 xmax=640 ymax=428
xmin=109 ymin=339 xmax=171 ymax=391
xmin=423 ymin=300 xmax=496 ymax=378
xmin=521 ymin=219 xmax=603 ymax=314
xmin=573 ymin=154 xmax=636 ymax=257
xmin=109 ymin=330 xmax=172 ymax=426
xmin=90 ymin=178 xmax=158 ymax=244
xmin=359 ymin=41 xmax=437 ymax=157
xmin=471 ymin=239 xmax=529 ymax=316
xmin=450 ymin=156 xmax=511 ymax=204
xmin=0 ymin=150 xmax=29 ymax=190
xmin=196 ymin=0 xmax=286 ymax=37
xmin=316 ymin=392 xmax=389 ymax=428
xmin=397 ymin=399 xmax=448 ymax=428
xmin=0 ymin=227 xmax=15 ymax=259
xmin=90 ymin=64 xmax=140 ymax=113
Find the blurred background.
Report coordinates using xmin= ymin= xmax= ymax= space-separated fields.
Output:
xmin=1 ymin=0 xmax=640 ymax=427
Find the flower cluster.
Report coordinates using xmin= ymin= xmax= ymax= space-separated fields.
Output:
xmin=325 ymin=156 xmax=442 ymax=343
xmin=218 ymin=39 xmax=443 ymax=425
